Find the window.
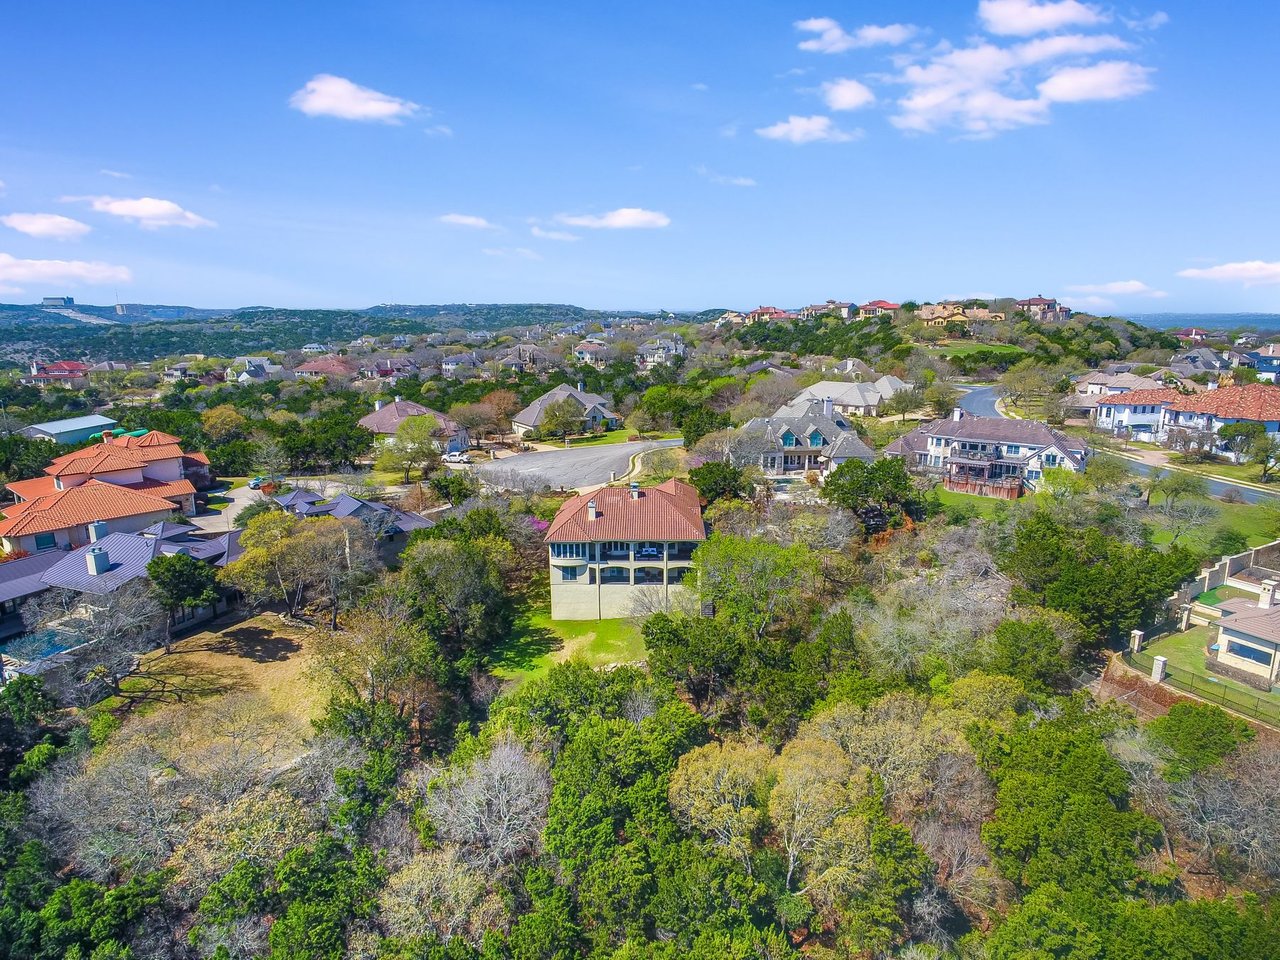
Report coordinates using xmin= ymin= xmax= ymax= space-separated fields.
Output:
xmin=1043 ymin=454 xmax=1058 ymax=467
xmin=603 ymin=541 xmax=630 ymax=558
xmin=809 ymin=431 xmax=825 ymax=447
xmin=669 ymin=567 xmax=690 ymax=584
xmin=1005 ymin=444 xmax=1020 ymax=454
xmin=34 ymin=532 xmax=57 ymax=551
xmin=1227 ymin=639 xmax=1273 ymax=667
xmin=550 ymin=542 xmax=588 ymax=559
xmin=781 ymin=431 xmax=797 ymax=447
xmin=561 ymin=567 xmax=579 ymax=582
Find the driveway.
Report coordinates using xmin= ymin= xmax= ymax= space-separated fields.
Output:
xmin=188 ymin=483 xmax=263 ymax=533
xmin=475 ymin=439 xmax=682 ymax=491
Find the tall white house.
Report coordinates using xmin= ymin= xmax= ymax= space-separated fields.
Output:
xmin=545 ymin=479 xmax=706 ymax=620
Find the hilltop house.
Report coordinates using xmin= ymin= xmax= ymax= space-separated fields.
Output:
xmin=745 ymin=306 xmax=792 ymax=324
xmin=740 ymin=398 xmax=875 ymax=478
xmin=19 ymin=414 xmax=118 ymax=445
xmin=859 ymin=300 xmax=900 ymax=319
xmin=1015 ymin=296 xmax=1071 ymax=323
xmin=1169 ymin=348 xmax=1230 ymax=378
xmin=357 ymin=398 xmax=469 ymax=453
xmin=1174 ymin=327 xmax=1210 ymax=344
xmin=830 ymin=358 xmax=876 ymax=380
xmin=573 ymin=341 xmax=610 ymax=367
xmin=441 ymin=353 xmax=480 ymax=377
xmin=639 ymin=336 xmax=686 ymax=368
xmin=1161 ymin=384 xmax=1280 ymax=447
xmin=512 ymin=384 xmax=620 ymax=438
xmin=497 ymin=343 xmax=556 ymax=374
xmin=885 ymin=410 xmax=1088 ymax=498
xmin=798 ymin=300 xmax=854 ymax=320
xmin=545 ymin=479 xmax=706 ymax=620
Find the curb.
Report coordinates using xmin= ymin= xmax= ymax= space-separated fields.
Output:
xmin=1105 ymin=449 xmax=1278 ymax=496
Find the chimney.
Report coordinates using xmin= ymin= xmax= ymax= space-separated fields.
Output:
xmin=823 ymin=396 xmax=834 ymax=419
xmin=587 ymin=499 xmax=598 ymax=521
xmin=374 ymin=399 xmax=384 ymax=411
xmin=394 ymin=395 xmax=403 ymax=403
xmin=86 ymin=546 xmax=110 ymax=576
xmin=577 ymin=380 xmax=585 ymax=393
xmin=952 ymin=407 xmax=964 ymax=421
xmin=88 ymin=520 xmax=108 ymax=542
xmin=101 ymin=430 xmax=113 ymax=444
xmin=630 ymin=482 xmax=641 ymax=500
xmin=1260 ymin=579 xmax=1276 ymax=610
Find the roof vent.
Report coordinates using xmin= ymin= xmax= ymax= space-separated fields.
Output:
xmin=86 ymin=546 xmax=110 ymax=576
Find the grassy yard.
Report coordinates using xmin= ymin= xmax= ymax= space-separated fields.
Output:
xmin=490 ymin=605 xmax=646 ymax=683
xmin=928 ymin=342 xmax=1027 ymax=357
xmin=1145 ymin=626 xmax=1280 ymax=712
xmin=86 ymin=614 xmax=322 ymax=734
xmin=1195 ymin=585 xmax=1255 ymax=605
xmin=568 ymin=429 xmax=680 ymax=447
xmin=934 ymin=487 xmax=1011 ymax=520
xmin=1146 ymin=495 xmax=1276 ymax=552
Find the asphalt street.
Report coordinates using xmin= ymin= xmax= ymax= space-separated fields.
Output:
xmin=475 ymin=438 xmax=683 ymax=490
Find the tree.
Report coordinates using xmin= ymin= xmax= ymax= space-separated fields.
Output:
xmin=1083 ymin=454 xmax=1130 ymax=493
xmin=422 ymin=732 xmax=552 ymax=869
xmin=643 ymin=614 xmax=751 ymax=715
xmin=668 ymin=741 xmax=772 ymax=870
xmin=201 ymin=404 xmax=248 ymax=441
xmin=768 ymin=737 xmax=860 ymax=889
xmin=691 ymin=535 xmax=818 ymax=640
xmin=626 ymin=408 xmax=658 ymax=439
xmin=146 ymin=552 xmax=220 ymax=653
xmin=378 ymin=848 xmax=508 ymax=948
xmin=680 ymin=407 xmax=729 ymax=448
xmin=1249 ymin=433 xmax=1280 ymax=482
xmin=923 ymin=383 xmax=960 ymax=419
xmin=1147 ymin=702 xmax=1252 ymax=781
xmin=376 ymin=414 xmax=443 ymax=483
xmin=688 ymin=462 xmax=750 ymax=505
xmin=541 ymin=398 xmax=584 ymax=440
xmin=880 ymin=388 xmax=923 ymax=422
xmin=820 ymin=457 xmax=919 ymax=529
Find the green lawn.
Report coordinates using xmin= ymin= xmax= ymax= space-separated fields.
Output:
xmin=202 ymin=495 xmax=232 ymax=513
xmin=567 ymin=429 xmax=680 ymax=447
xmin=928 ymin=342 xmax=1027 ymax=357
xmin=1145 ymin=627 xmax=1280 ymax=713
xmin=489 ymin=605 xmax=646 ymax=683
xmin=1195 ymin=585 xmax=1255 ymax=606
xmin=1146 ymin=495 xmax=1275 ymax=552
xmin=934 ymin=487 xmax=1011 ymax=520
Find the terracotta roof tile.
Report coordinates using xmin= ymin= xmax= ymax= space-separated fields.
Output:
xmin=0 ymin=480 xmax=178 ymax=539
xmin=545 ymin=479 xmax=706 ymax=543
xmin=1098 ymin=388 xmax=1182 ymax=406
xmin=1165 ymin=384 xmax=1280 ymax=421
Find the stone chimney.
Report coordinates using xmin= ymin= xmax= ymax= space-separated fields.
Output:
xmin=823 ymin=396 xmax=834 ymax=419
xmin=587 ymin=499 xmax=598 ymax=521
xmin=86 ymin=545 xmax=110 ymax=576
xmin=87 ymin=520 xmax=108 ymax=543
xmin=1260 ymin=579 xmax=1276 ymax=610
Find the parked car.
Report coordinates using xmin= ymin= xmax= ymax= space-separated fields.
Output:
xmin=442 ymin=452 xmax=472 ymax=464
xmin=247 ymin=476 xmax=265 ymax=490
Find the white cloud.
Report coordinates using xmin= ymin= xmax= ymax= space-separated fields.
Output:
xmin=1124 ymin=11 xmax=1169 ymax=30
xmin=482 ymin=247 xmax=541 ymax=260
xmin=0 ymin=180 xmax=6 ymax=195
xmin=531 ymin=226 xmax=581 ymax=241
xmin=795 ymin=17 xmax=916 ymax=53
xmin=1038 ymin=61 xmax=1154 ymax=102
xmin=424 ymin=124 xmax=454 ymax=137
xmin=1070 ymin=294 xmax=1115 ymax=311
xmin=978 ymin=0 xmax=1107 ymax=36
xmin=691 ymin=83 xmax=709 ymax=92
xmin=0 ymin=252 xmax=131 ymax=288
xmin=1 ymin=213 xmax=92 ymax=240
xmin=822 ymin=78 xmax=876 ymax=111
xmin=693 ymin=165 xmax=757 ymax=187
xmin=556 ymin=208 xmax=671 ymax=229
xmin=66 ymin=195 xmax=214 ymax=229
xmin=1177 ymin=261 xmax=1280 ymax=287
xmin=756 ymin=115 xmax=859 ymax=144
xmin=438 ymin=213 xmax=497 ymax=229
xmin=890 ymin=33 xmax=1149 ymax=135
xmin=99 ymin=168 xmax=132 ymax=179
xmin=289 ymin=73 xmax=420 ymax=123
xmin=1068 ymin=280 xmax=1167 ymax=297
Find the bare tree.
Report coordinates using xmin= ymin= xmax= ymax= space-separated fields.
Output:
xmin=419 ymin=733 xmax=551 ymax=870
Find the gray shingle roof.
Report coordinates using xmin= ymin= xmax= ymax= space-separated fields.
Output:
xmin=0 ymin=551 xmax=65 ymax=605
xmin=513 ymin=384 xmax=618 ymax=428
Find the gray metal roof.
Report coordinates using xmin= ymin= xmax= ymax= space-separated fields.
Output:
xmin=20 ymin=413 xmax=118 ymax=435
xmin=0 ymin=551 xmax=65 ymax=604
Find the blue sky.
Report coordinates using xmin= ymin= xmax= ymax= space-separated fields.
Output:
xmin=1 ymin=0 xmax=1278 ymax=313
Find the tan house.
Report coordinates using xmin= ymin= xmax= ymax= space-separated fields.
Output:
xmin=1211 ymin=580 xmax=1280 ymax=687
xmin=544 ymin=480 xmax=706 ymax=620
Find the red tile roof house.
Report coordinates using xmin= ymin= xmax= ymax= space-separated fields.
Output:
xmin=1160 ymin=384 xmax=1280 ymax=452
xmin=24 ymin=360 xmax=89 ymax=388
xmin=292 ymin=355 xmax=358 ymax=381
xmin=356 ymin=398 xmax=469 ymax=453
xmin=858 ymin=300 xmax=900 ymax=318
xmin=544 ymin=480 xmax=706 ymax=620
xmin=1093 ymin=388 xmax=1183 ymax=439
xmin=0 ymin=430 xmax=201 ymax=555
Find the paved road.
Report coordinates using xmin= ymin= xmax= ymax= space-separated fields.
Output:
xmin=956 ymin=384 xmax=1277 ymax=503
xmin=475 ymin=439 xmax=683 ymax=490
xmin=188 ymin=483 xmax=261 ymax=533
